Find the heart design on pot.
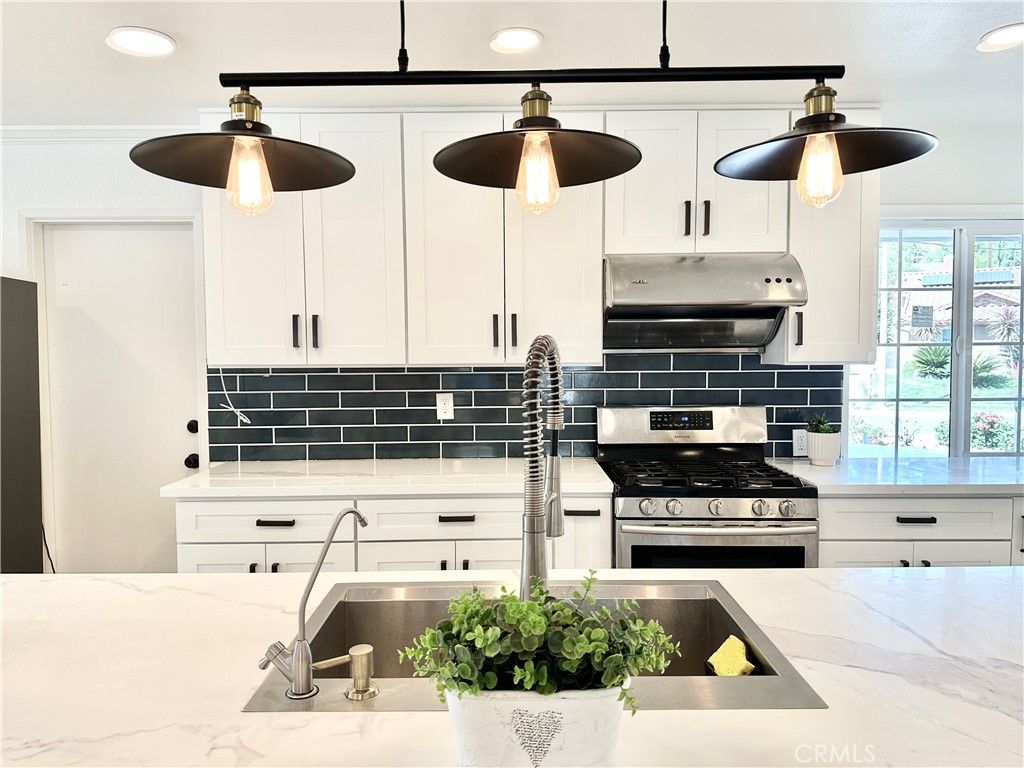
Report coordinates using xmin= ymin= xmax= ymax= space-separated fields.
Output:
xmin=510 ymin=708 xmax=563 ymax=768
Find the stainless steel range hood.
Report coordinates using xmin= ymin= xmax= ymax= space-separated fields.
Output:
xmin=603 ymin=253 xmax=807 ymax=352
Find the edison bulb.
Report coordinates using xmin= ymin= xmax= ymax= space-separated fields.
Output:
xmin=796 ymin=132 xmax=843 ymax=208
xmin=515 ymin=132 xmax=559 ymax=214
xmin=225 ymin=136 xmax=274 ymax=216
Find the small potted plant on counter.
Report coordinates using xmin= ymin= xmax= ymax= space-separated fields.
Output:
xmin=806 ymin=413 xmax=842 ymax=467
xmin=399 ymin=571 xmax=680 ymax=768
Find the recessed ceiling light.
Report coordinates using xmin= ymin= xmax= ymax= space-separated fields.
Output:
xmin=489 ymin=28 xmax=543 ymax=55
xmin=977 ymin=22 xmax=1024 ymax=52
xmin=106 ymin=26 xmax=176 ymax=57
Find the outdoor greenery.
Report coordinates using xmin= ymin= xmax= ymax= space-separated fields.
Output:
xmin=908 ymin=347 xmax=1013 ymax=389
xmin=398 ymin=571 xmax=681 ymax=714
xmin=936 ymin=412 xmax=1017 ymax=452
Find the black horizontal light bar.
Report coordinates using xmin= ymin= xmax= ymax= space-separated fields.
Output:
xmin=220 ymin=65 xmax=845 ymax=89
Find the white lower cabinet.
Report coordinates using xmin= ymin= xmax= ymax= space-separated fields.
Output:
xmin=266 ymin=542 xmax=355 ymax=573
xmin=821 ymin=540 xmax=1011 ymax=568
xmin=552 ymin=502 xmax=613 ymax=570
xmin=357 ymin=539 xmax=525 ymax=572
xmin=176 ymin=542 xmax=355 ymax=573
xmin=1013 ymin=498 xmax=1024 ymax=566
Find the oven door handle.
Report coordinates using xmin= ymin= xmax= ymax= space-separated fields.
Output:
xmin=619 ymin=524 xmax=818 ymax=536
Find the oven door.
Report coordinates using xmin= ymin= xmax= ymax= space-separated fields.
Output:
xmin=616 ymin=522 xmax=819 ymax=568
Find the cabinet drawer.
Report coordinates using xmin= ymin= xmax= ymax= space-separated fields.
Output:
xmin=357 ymin=497 xmax=524 ymax=541
xmin=176 ymin=499 xmax=357 ymax=543
xmin=177 ymin=543 xmax=266 ymax=573
xmin=820 ymin=497 xmax=1013 ymax=541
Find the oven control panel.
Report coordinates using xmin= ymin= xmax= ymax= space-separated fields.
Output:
xmin=650 ymin=410 xmax=714 ymax=430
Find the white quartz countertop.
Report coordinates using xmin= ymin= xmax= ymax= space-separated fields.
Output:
xmin=160 ymin=458 xmax=613 ymax=498
xmin=3 ymin=567 xmax=1021 ymax=767
xmin=772 ymin=457 xmax=1023 ymax=496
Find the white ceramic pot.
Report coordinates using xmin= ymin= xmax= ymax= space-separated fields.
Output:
xmin=444 ymin=685 xmax=624 ymax=768
xmin=807 ymin=431 xmax=842 ymax=467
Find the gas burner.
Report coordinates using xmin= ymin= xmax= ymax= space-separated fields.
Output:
xmin=634 ymin=477 xmax=664 ymax=487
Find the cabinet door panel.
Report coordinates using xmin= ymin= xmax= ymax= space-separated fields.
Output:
xmin=301 ymin=114 xmax=406 ymax=365
xmin=358 ymin=540 xmax=455 ymax=572
xmin=913 ymin=540 xmax=1011 ymax=567
xmin=456 ymin=539 xmax=527 ymax=571
xmin=819 ymin=540 xmax=914 ymax=568
xmin=695 ymin=110 xmax=789 ymax=253
xmin=503 ymin=111 xmax=604 ymax=365
xmin=265 ymin=542 xmax=355 ymax=573
xmin=552 ymin=502 xmax=612 ymax=570
xmin=819 ymin=497 xmax=1013 ymax=541
xmin=405 ymin=113 xmax=505 ymax=364
xmin=605 ymin=111 xmax=698 ymax=254
xmin=202 ymin=113 xmax=307 ymax=365
xmin=176 ymin=543 xmax=266 ymax=573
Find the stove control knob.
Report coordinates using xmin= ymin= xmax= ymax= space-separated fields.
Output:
xmin=639 ymin=498 xmax=657 ymax=516
xmin=778 ymin=500 xmax=797 ymax=517
xmin=752 ymin=499 xmax=771 ymax=517
xmin=666 ymin=499 xmax=683 ymax=516
xmin=708 ymin=499 xmax=723 ymax=516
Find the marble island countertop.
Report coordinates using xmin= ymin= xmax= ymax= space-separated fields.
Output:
xmin=3 ymin=567 xmax=1022 ymax=767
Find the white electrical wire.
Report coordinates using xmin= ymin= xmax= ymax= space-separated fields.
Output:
xmin=218 ymin=368 xmax=251 ymax=424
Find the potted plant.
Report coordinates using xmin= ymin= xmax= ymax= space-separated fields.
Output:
xmin=806 ymin=413 xmax=842 ymax=466
xmin=400 ymin=571 xmax=680 ymax=768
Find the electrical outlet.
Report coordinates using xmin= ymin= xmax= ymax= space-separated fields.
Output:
xmin=792 ymin=429 xmax=808 ymax=457
xmin=436 ymin=392 xmax=455 ymax=421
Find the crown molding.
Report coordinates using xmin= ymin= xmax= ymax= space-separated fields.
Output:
xmin=0 ymin=126 xmax=197 ymax=145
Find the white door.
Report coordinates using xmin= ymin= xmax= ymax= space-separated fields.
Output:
xmin=301 ymin=114 xmax=406 ymax=365
xmin=503 ymin=111 xmax=604 ymax=365
xmin=202 ymin=113 xmax=307 ymax=365
xmin=694 ymin=110 xmax=789 ymax=252
xmin=177 ymin=543 xmax=266 ymax=573
xmin=605 ymin=111 xmax=699 ymax=254
xmin=41 ymin=221 xmax=200 ymax=572
xmin=358 ymin=540 xmax=456 ymax=572
xmin=914 ymin=540 xmax=1011 ymax=567
xmin=552 ymin=506 xmax=612 ymax=570
xmin=456 ymin=539 xmax=527 ymax=571
xmin=265 ymin=542 xmax=356 ymax=573
xmin=819 ymin=540 xmax=914 ymax=568
xmin=404 ymin=113 xmax=506 ymax=364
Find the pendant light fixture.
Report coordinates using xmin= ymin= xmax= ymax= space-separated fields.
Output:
xmin=714 ymin=82 xmax=938 ymax=208
xmin=129 ymin=89 xmax=355 ymax=216
xmin=433 ymin=85 xmax=641 ymax=214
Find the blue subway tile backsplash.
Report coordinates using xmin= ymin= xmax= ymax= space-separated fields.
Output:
xmin=207 ymin=353 xmax=843 ymax=462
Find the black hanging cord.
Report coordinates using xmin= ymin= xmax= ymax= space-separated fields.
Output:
xmin=659 ymin=0 xmax=671 ymax=69
xmin=397 ymin=0 xmax=409 ymax=72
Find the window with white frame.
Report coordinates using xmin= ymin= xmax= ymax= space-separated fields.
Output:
xmin=847 ymin=223 xmax=1023 ymax=458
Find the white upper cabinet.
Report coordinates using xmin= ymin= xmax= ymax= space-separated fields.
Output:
xmin=503 ymin=111 xmax=604 ymax=366
xmin=301 ymin=113 xmax=406 ymax=365
xmin=404 ymin=113 xmax=506 ymax=365
xmin=605 ymin=110 xmax=789 ymax=254
xmin=203 ymin=113 xmax=307 ymax=366
xmin=762 ymin=109 xmax=881 ymax=365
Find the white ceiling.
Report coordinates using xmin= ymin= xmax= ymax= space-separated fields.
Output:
xmin=1 ymin=1 xmax=1022 ymax=130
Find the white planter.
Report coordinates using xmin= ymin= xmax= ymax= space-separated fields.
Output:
xmin=444 ymin=686 xmax=624 ymax=768
xmin=807 ymin=431 xmax=842 ymax=467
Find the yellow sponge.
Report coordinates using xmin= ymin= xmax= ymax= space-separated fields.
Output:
xmin=708 ymin=634 xmax=755 ymax=676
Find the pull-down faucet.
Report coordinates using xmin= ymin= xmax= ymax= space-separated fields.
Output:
xmin=258 ymin=507 xmax=378 ymax=701
xmin=520 ymin=335 xmax=565 ymax=598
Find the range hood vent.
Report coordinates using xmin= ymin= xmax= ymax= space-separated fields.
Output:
xmin=603 ymin=253 xmax=808 ymax=352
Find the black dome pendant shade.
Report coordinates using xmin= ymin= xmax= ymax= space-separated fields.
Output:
xmin=433 ymin=88 xmax=641 ymax=189
xmin=129 ymin=91 xmax=355 ymax=192
xmin=714 ymin=83 xmax=937 ymax=181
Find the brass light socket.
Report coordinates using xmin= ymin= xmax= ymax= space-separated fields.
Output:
xmin=229 ymin=89 xmax=263 ymax=122
xmin=521 ymin=88 xmax=553 ymax=119
xmin=803 ymin=82 xmax=837 ymax=117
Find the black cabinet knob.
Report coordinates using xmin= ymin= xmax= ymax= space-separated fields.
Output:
xmin=186 ymin=419 xmax=199 ymax=434
xmin=183 ymin=453 xmax=200 ymax=469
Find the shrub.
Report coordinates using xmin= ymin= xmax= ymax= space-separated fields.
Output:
xmin=910 ymin=346 xmax=951 ymax=379
xmin=972 ymin=355 xmax=1012 ymax=390
xmin=970 ymin=412 xmax=1017 ymax=451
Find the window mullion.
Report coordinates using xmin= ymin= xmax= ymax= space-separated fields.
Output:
xmin=949 ymin=228 xmax=972 ymax=457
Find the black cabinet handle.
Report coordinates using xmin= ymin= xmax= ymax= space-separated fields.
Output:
xmin=462 ymin=559 xmax=470 ymax=571
xmin=440 ymin=559 xmax=447 ymax=571
xmin=271 ymin=562 xmax=280 ymax=573
xmin=565 ymin=509 xmax=601 ymax=517
xmin=292 ymin=314 xmax=300 ymax=348
xmin=921 ymin=559 xmax=932 ymax=567
xmin=183 ymin=453 xmax=200 ymax=469
xmin=438 ymin=514 xmax=476 ymax=523
xmin=248 ymin=563 xmax=257 ymax=573
xmin=683 ymin=200 xmax=692 ymax=236
xmin=702 ymin=200 xmax=711 ymax=236
xmin=312 ymin=314 xmax=320 ymax=349
xmin=492 ymin=314 xmax=500 ymax=347
xmin=256 ymin=519 xmax=296 ymax=527
xmin=511 ymin=314 xmax=518 ymax=347
xmin=1019 ymin=515 xmax=1023 ymax=553
xmin=795 ymin=311 xmax=804 ymax=346
xmin=899 ymin=559 xmax=910 ymax=567
xmin=186 ymin=419 xmax=199 ymax=434
xmin=897 ymin=516 xmax=937 ymax=524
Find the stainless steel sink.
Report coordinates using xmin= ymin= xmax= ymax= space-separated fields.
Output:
xmin=243 ymin=580 xmax=827 ymax=712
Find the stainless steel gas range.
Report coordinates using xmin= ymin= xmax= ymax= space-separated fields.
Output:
xmin=596 ymin=407 xmax=819 ymax=569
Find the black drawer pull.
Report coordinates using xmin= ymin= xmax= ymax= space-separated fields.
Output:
xmin=565 ymin=509 xmax=601 ymax=517
xmin=921 ymin=559 xmax=932 ymax=567
xmin=462 ymin=559 xmax=469 ymax=571
xmin=440 ymin=559 xmax=447 ymax=571
xmin=312 ymin=314 xmax=320 ymax=349
xmin=1019 ymin=515 xmax=1023 ymax=553
xmin=492 ymin=314 xmax=499 ymax=347
xmin=271 ymin=562 xmax=280 ymax=573
xmin=683 ymin=200 xmax=692 ymax=236
xmin=702 ymin=200 xmax=711 ymax=236
xmin=256 ymin=519 xmax=296 ymax=527
xmin=438 ymin=514 xmax=476 ymax=523
xmin=896 ymin=516 xmax=937 ymax=524
xmin=292 ymin=314 xmax=300 ymax=348
xmin=899 ymin=559 xmax=910 ymax=567
xmin=511 ymin=313 xmax=518 ymax=347
xmin=795 ymin=311 xmax=804 ymax=346
xmin=248 ymin=562 xmax=258 ymax=573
